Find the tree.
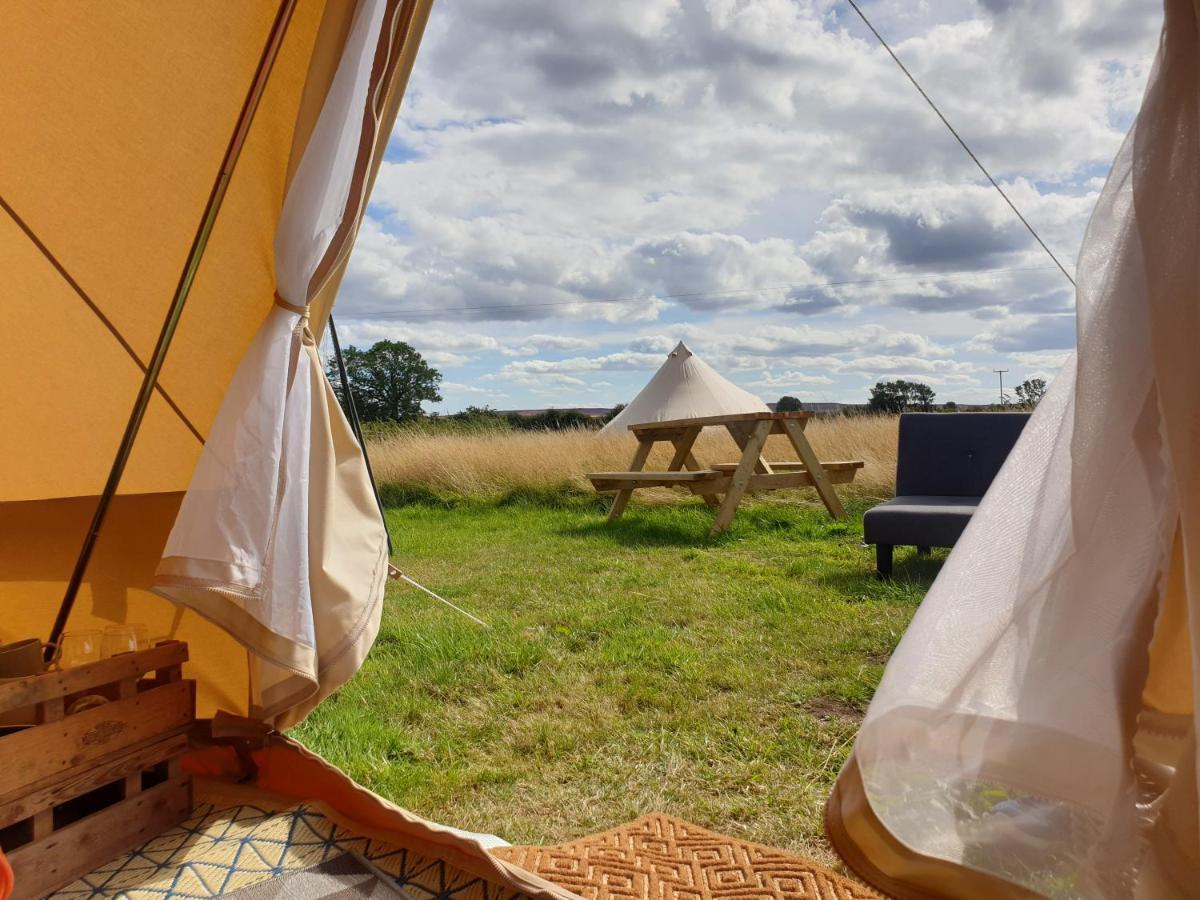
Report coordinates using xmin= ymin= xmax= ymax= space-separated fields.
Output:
xmin=868 ymin=379 xmax=936 ymax=413
xmin=603 ymin=403 xmax=627 ymax=424
xmin=775 ymin=395 xmax=803 ymax=412
xmin=328 ymin=339 xmax=442 ymax=422
xmin=943 ymin=401 xmax=958 ymax=412
xmin=1014 ymin=377 xmax=1047 ymax=409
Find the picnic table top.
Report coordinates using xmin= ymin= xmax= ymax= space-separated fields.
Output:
xmin=627 ymin=411 xmax=811 ymax=433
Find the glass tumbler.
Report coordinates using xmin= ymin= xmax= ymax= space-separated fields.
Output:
xmin=59 ymin=629 xmax=102 ymax=668
xmin=101 ymin=625 xmax=139 ymax=658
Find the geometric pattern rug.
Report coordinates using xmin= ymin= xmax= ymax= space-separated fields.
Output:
xmin=50 ymin=800 xmax=525 ymax=900
xmin=491 ymin=813 xmax=883 ymax=900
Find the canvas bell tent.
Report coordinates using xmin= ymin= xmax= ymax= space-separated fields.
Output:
xmin=599 ymin=342 xmax=769 ymax=435
xmin=0 ymin=2 xmax=574 ymax=897
xmin=826 ymin=0 xmax=1200 ymax=896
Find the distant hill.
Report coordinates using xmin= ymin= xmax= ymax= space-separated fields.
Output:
xmin=766 ymin=401 xmax=847 ymax=413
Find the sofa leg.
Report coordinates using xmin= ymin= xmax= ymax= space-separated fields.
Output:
xmin=875 ymin=544 xmax=894 ymax=579
xmin=916 ymin=546 xmax=931 ymax=556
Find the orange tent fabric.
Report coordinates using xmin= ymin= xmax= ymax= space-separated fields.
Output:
xmin=0 ymin=0 xmax=427 ymax=720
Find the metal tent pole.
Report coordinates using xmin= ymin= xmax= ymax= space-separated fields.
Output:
xmin=47 ymin=0 xmax=299 ymax=656
xmin=328 ymin=315 xmax=393 ymax=555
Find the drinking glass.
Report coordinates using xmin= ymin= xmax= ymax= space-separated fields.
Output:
xmin=59 ymin=629 xmax=102 ymax=668
xmin=101 ymin=625 xmax=139 ymax=658
xmin=129 ymin=623 xmax=150 ymax=651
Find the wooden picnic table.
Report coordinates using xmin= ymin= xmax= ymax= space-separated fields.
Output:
xmin=588 ymin=411 xmax=864 ymax=535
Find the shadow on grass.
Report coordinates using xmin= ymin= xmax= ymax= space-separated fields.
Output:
xmin=495 ymin=484 xmax=604 ymax=510
xmin=559 ymin=497 xmax=745 ymax=547
xmin=564 ymin=515 xmax=719 ymax=548
xmin=563 ymin=497 xmax=869 ymax=548
xmin=816 ymin=547 xmax=945 ymax=603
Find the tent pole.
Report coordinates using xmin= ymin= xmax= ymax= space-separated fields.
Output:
xmin=47 ymin=0 xmax=299 ymax=657
xmin=328 ymin=315 xmax=393 ymax=555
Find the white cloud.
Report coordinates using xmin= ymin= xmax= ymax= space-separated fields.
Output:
xmin=968 ymin=314 xmax=1077 ymax=352
xmin=328 ymin=0 xmax=1159 ymax=410
xmin=747 ymin=370 xmax=836 ymax=388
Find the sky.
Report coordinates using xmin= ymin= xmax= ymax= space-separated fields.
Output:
xmin=330 ymin=0 xmax=1163 ymax=411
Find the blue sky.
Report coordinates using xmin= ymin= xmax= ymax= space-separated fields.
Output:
xmin=331 ymin=0 xmax=1161 ymax=411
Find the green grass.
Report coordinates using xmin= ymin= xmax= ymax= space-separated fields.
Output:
xmin=291 ymin=493 xmax=942 ymax=864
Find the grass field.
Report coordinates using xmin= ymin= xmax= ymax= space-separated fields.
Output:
xmin=292 ymin=487 xmax=943 ymax=864
xmin=367 ymin=414 xmax=900 ymax=502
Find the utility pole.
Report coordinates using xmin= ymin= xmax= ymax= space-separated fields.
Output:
xmin=993 ymin=369 xmax=1009 ymax=407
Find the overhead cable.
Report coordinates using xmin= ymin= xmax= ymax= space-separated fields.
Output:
xmin=843 ymin=0 xmax=1076 ymax=287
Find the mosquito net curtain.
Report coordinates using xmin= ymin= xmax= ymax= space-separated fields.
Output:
xmin=827 ymin=2 xmax=1200 ymax=897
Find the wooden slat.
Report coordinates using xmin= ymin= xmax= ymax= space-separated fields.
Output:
xmin=628 ymin=411 xmax=810 ymax=432
xmin=684 ymin=453 xmax=721 ymax=506
xmin=686 ymin=469 xmax=860 ymax=494
xmin=666 ymin=425 xmax=702 ymax=471
xmin=724 ymin=422 xmax=773 ymax=475
xmin=0 ymin=680 xmax=193 ymax=798
xmin=783 ymin=418 xmax=845 ymax=519
xmin=711 ymin=460 xmax=864 ymax=473
xmin=0 ymin=733 xmax=188 ymax=829
xmin=711 ymin=419 xmax=772 ymax=534
xmin=0 ymin=641 xmax=188 ymax=715
xmin=591 ymin=471 xmax=725 ymax=492
xmin=606 ymin=437 xmax=655 ymax=522
xmin=592 ymin=461 xmax=864 ymax=492
xmin=590 ymin=470 xmax=721 ymax=482
xmin=7 ymin=778 xmax=191 ymax=900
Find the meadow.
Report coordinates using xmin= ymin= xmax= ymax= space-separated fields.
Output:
xmin=367 ymin=413 xmax=900 ymax=502
xmin=293 ymin=415 xmax=938 ymax=865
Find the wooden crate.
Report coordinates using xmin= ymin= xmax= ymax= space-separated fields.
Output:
xmin=0 ymin=640 xmax=195 ymax=899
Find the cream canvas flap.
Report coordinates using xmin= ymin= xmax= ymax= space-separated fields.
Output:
xmin=154 ymin=0 xmax=394 ymax=730
xmin=828 ymin=2 xmax=1200 ymax=896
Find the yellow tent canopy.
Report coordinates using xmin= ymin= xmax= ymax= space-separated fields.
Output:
xmin=1 ymin=0 xmax=421 ymax=720
xmin=1 ymin=3 xmax=581 ymax=898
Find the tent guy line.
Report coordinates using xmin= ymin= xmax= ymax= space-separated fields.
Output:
xmin=392 ymin=567 xmax=489 ymax=627
xmin=845 ymin=0 xmax=1078 ymax=288
xmin=0 ymin=192 xmax=205 ymax=444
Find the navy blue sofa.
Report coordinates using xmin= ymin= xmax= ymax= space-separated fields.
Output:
xmin=865 ymin=412 xmax=1030 ymax=576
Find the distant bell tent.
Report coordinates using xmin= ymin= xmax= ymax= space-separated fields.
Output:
xmin=599 ymin=342 xmax=769 ymax=436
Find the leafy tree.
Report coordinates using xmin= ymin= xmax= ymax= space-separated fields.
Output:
xmin=1014 ymin=377 xmax=1047 ymax=409
xmin=603 ymin=403 xmax=627 ymax=424
xmin=943 ymin=401 xmax=958 ymax=412
xmin=775 ymin=395 xmax=803 ymax=412
xmin=868 ymin=379 xmax=936 ymax=413
xmin=328 ymin=339 xmax=442 ymax=422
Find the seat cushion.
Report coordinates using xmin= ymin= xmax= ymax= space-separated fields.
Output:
xmin=863 ymin=495 xmax=979 ymax=548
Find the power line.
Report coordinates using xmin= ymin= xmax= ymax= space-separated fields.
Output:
xmin=843 ymin=0 xmax=1076 ymax=288
xmin=993 ymin=368 xmax=1010 ymax=406
xmin=362 ymin=264 xmax=1058 ymax=320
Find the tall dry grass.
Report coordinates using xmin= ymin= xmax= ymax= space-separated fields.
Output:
xmin=368 ymin=415 xmax=898 ymax=501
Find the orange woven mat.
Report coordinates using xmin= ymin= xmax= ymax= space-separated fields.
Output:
xmin=492 ymin=813 xmax=882 ymax=900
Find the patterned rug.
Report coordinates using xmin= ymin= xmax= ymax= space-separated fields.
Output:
xmin=51 ymin=799 xmax=522 ymax=900
xmin=492 ymin=813 xmax=882 ymax=900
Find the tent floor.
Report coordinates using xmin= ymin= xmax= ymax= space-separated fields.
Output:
xmin=49 ymin=780 xmax=516 ymax=900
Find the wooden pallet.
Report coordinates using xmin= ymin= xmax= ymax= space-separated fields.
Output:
xmin=0 ymin=640 xmax=195 ymax=899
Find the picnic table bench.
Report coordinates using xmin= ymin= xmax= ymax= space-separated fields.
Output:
xmin=588 ymin=411 xmax=864 ymax=534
